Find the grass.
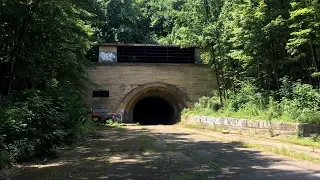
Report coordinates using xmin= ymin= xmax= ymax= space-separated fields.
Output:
xmin=183 ymin=110 xmax=272 ymax=123
xmin=165 ymin=143 xmax=178 ymax=151
xmin=139 ymin=135 xmax=162 ymax=153
xmin=231 ymin=141 xmax=320 ymax=163
xmin=180 ymin=122 xmax=320 ymax=163
xmin=180 ymin=121 xmax=320 ymax=149
xmin=172 ymin=173 xmax=201 ymax=180
xmin=116 ymin=131 xmax=125 ymax=137
xmin=182 ymin=108 xmax=266 ymax=121
xmin=276 ymin=136 xmax=320 ymax=149
xmin=103 ymin=123 xmax=165 ymax=153
xmin=182 ymin=107 xmax=309 ymax=124
xmin=105 ymin=121 xmax=126 ymax=128
xmin=179 ymin=122 xmax=224 ymax=132
xmin=207 ymin=160 xmax=220 ymax=170
xmin=140 ymin=134 xmax=154 ymax=142
xmin=104 ymin=121 xmax=127 ymax=137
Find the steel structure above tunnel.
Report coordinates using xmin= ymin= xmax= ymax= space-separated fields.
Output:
xmin=90 ymin=43 xmax=203 ymax=64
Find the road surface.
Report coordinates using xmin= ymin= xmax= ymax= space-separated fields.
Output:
xmin=15 ymin=125 xmax=320 ymax=180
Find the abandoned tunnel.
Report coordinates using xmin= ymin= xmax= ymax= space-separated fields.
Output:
xmin=133 ymin=96 xmax=175 ymax=125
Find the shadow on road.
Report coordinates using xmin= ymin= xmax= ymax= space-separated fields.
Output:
xmin=15 ymin=126 xmax=320 ymax=180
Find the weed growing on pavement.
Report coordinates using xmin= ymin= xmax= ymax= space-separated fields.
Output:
xmin=179 ymin=122 xmax=223 ymax=132
xmin=231 ymin=141 xmax=320 ymax=163
xmin=275 ymin=136 xmax=320 ymax=148
xmin=139 ymin=135 xmax=161 ymax=153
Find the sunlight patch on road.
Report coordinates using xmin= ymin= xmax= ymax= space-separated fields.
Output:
xmin=27 ymin=162 xmax=66 ymax=169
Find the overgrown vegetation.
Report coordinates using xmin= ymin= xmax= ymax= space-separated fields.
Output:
xmin=180 ymin=123 xmax=320 ymax=162
xmin=105 ymin=119 xmax=126 ymax=128
xmin=139 ymin=1 xmax=320 ymax=125
xmin=183 ymin=79 xmax=320 ymax=124
xmin=180 ymin=122 xmax=224 ymax=132
xmin=231 ymin=141 xmax=320 ymax=163
xmin=89 ymin=0 xmax=320 ymax=125
xmin=2 ymin=0 xmax=320 ymax=169
xmin=276 ymin=135 xmax=320 ymax=148
xmin=180 ymin=120 xmax=320 ymax=149
xmin=0 ymin=0 xmax=103 ymax=169
xmin=0 ymin=86 xmax=99 ymax=169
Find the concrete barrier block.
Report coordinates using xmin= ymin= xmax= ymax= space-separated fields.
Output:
xmin=182 ymin=115 xmax=320 ymax=136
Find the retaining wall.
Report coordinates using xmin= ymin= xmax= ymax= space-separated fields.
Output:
xmin=182 ymin=115 xmax=320 ymax=136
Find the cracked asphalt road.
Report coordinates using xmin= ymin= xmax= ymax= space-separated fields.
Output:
xmin=15 ymin=125 xmax=320 ymax=180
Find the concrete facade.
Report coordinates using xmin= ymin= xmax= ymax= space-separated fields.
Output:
xmin=87 ymin=63 xmax=217 ymax=122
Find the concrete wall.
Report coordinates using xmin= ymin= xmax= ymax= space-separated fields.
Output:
xmin=182 ymin=115 xmax=320 ymax=136
xmin=86 ymin=63 xmax=217 ymax=116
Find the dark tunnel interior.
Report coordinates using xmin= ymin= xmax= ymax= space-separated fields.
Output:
xmin=133 ymin=96 xmax=175 ymax=125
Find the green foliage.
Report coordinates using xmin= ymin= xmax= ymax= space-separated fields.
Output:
xmin=106 ymin=119 xmax=114 ymax=125
xmin=0 ymin=0 xmax=100 ymax=95
xmin=184 ymin=81 xmax=320 ymax=124
xmin=279 ymin=135 xmax=320 ymax=147
xmin=180 ymin=122 xmax=223 ymax=133
xmin=0 ymin=0 xmax=102 ymax=169
xmin=1 ymin=0 xmax=320 ymax=169
xmin=232 ymin=141 xmax=320 ymax=163
xmin=195 ymin=94 xmax=222 ymax=111
xmin=96 ymin=0 xmax=153 ymax=43
xmin=66 ymin=118 xmax=99 ymax=145
xmin=156 ymin=0 xmax=320 ymax=91
xmin=105 ymin=118 xmax=126 ymax=128
xmin=0 ymin=86 xmax=97 ymax=167
xmin=183 ymin=93 xmax=222 ymax=117
xmin=311 ymin=134 xmax=320 ymax=143
xmin=226 ymin=83 xmax=262 ymax=111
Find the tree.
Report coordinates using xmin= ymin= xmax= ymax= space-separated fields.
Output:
xmin=0 ymin=0 xmax=100 ymax=95
xmin=287 ymin=0 xmax=320 ymax=85
xmin=96 ymin=0 xmax=153 ymax=43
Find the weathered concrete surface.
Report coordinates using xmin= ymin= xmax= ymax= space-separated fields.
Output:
xmin=182 ymin=115 xmax=320 ymax=135
xmin=86 ymin=63 xmax=216 ymax=122
xmin=15 ymin=125 xmax=320 ymax=180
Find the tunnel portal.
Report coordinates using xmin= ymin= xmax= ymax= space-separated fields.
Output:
xmin=133 ymin=96 xmax=174 ymax=125
xmin=115 ymin=82 xmax=195 ymax=123
xmin=87 ymin=44 xmax=217 ymax=124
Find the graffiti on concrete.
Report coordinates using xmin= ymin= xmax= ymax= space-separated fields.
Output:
xmin=99 ymin=51 xmax=117 ymax=62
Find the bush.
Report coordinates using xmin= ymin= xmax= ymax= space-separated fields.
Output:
xmin=0 ymin=150 xmax=11 ymax=169
xmin=192 ymin=91 xmax=222 ymax=112
xmin=0 ymin=84 xmax=96 ymax=168
xmin=226 ymin=83 xmax=262 ymax=111
xmin=183 ymin=81 xmax=320 ymax=124
xmin=65 ymin=118 xmax=98 ymax=145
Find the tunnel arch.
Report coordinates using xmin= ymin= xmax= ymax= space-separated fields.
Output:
xmin=133 ymin=96 xmax=174 ymax=125
xmin=116 ymin=82 xmax=191 ymax=124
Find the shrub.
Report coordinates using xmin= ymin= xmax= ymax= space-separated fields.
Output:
xmin=311 ymin=134 xmax=320 ymax=142
xmin=0 ymin=150 xmax=11 ymax=169
xmin=182 ymin=81 xmax=320 ymax=124
xmin=0 ymin=84 xmax=95 ymax=168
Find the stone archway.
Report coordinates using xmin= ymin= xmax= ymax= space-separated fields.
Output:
xmin=116 ymin=82 xmax=191 ymax=123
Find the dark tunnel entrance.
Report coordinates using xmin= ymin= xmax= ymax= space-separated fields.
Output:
xmin=133 ymin=96 xmax=175 ymax=125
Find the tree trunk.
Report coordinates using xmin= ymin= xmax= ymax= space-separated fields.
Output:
xmin=210 ymin=44 xmax=223 ymax=105
xmin=213 ymin=62 xmax=223 ymax=105
xmin=310 ymin=42 xmax=319 ymax=71
xmin=7 ymin=16 xmax=31 ymax=95
xmin=310 ymin=42 xmax=320 ymax=86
